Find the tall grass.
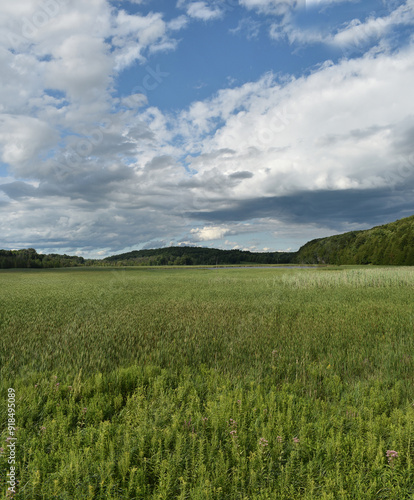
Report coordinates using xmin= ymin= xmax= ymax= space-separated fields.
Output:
xmin=1 ymin=267 xmax=414 ymax=498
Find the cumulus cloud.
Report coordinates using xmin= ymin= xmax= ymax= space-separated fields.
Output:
xmin=190 ymin=226 xmax=231 ymax=241
xmin=177 ymin=1 xmax=224 ymax=21
xmin=269 ymin=0 xmax=414 ymax=49
xmin=174 ymin=44 xmax=414 ymax=239
xmin=0 ymin=0 xmax=413 ymax=255
xmin=0 ymin=115 xmax=58 ymax=169
xmin=332 ymin=1 xmax=414 ymax=49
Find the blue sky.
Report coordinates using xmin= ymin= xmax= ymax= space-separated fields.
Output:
xmin=0 ymin=0 xmax=413 ymax=257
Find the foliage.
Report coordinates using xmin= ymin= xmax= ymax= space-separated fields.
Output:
xmin=0 ymin=249 xmax=85 ymax=269
xmin=1 ymin=267 xmax=414 ymax=498
xmin=295 ymin=215 xmax=414 ymax=265
xmin=103 ymin=246 xmax=295 ymax=266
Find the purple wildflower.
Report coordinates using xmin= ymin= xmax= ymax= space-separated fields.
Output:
xmin=386 ymin=450 xmax=398 ymax=466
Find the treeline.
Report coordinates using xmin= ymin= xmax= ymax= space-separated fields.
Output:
xmin=0 ymin=249 xmax=86 ymax=269
xmin=294 ymin=215 xmax=414 ymax=265
xmin=0 ymin=246 xmax=295 ymax=269
xmin=103 ymin=246 xmax=295 ymax=266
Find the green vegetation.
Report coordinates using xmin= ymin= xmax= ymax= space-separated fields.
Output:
xmin=2 ymin=214 xmax=413 ymax=269
xmin=103 ymin=246 xmax=294 ymax=266
xmin=295 ymin=215 xmax=414 ymax=265
xmin=1 ymin=267 xmax=414 ymax=498
xmin=0 ymin=249 xmax=86 ymax=269
xmin=0 ymin=247 xmax=294 ymax=269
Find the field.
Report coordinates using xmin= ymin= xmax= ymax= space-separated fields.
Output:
xmin=1 ymin=266 xmax=414 ymax=499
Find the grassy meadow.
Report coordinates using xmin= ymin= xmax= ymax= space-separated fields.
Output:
xmin=1 ymin=266 xmax=414 ymax=499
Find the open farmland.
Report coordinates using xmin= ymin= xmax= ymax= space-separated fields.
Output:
xmin=1 ymin=267 xmax=414 ymax=499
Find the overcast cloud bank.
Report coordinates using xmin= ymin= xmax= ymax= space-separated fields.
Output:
xmin=0 ymin=0 xmax=413 ymax=257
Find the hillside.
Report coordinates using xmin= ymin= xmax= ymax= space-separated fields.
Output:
xmin=294 ymin=215 xmax=414 ymax=265
xmin=103 ymin=246 xmax=295 ymax=266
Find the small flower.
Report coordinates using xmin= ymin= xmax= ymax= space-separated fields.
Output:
xmin=293 ymin=437 xmax=300 ymax=444
xmin=56 ymin=383 xmax=60 ymax=387
xmin=40 ymin=426 xmax=46 ymax=432
xmin=272 ymin=349 xmax=278 ymax=356
xmin=259 ymin=437 xmax=268 ymax=447
xmin=230 ymin=430 xmax=237 ymax=438
xmin=202 ymin=417 xmax=208 ymax=422
xmin=277 ymin=436 xmax=283 ymax=443
xmin=34 ymin=384 xmax=38 ymax=388
xmin=386 ymin=450 xmax=398 ymax=466
xmin=237 ymin=400 xmax=241 ymax=404
xmin=0 ymin=447 xmax=4 ymax=454
xmin=183 ymin=418 xmax=192 ymax=430
xmin=82 ymin=407 xmax=87 ymax=413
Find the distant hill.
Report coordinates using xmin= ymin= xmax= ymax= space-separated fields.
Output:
xmin=103 ymin=246 xmax=295 ymax=266
xmin=294 ymin=215 xmax=414 ymax=265
xmin=103 ymin=215 xmax=414 ymax=266
xmin=2 ymin=214 xmax=413 ymax=268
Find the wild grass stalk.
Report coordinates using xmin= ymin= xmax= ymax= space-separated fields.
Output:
xmin=1 ymin=267 xmax=413 ymax=498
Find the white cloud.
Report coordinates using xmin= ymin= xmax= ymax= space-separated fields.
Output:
xmin=44 ymin=35 xmax=113 ymax=100
xmin=239 ymin=0 xmax=305 ymax=15
xmin=0 ymin=115 xmax=58 ymax=169
xmin=177 ymin=1 xmax=224 ymax=20
xmin=112 ymin=10 xmax=180 ymax=70
xmin=269 ymin=0 xmax=414 ymax=48
xmin=306 ymin=0 xmax=355 ymax=6
xmin=0 ymin=0 xmax=185 ymax=177
xmin=230 ymin=18 xmax=261 ymax=39
xmin=168 ymin=15 xmax=189 ymax=31
xmin=188 ymin=1 xmax=223 ymax=20
xmin=0 ymin=0 xmax=413 ymax=255
xmin=332 ymin=0 xmax=414 ymax=49
xmin=190 ymin=226 xmax=230 ymax=241
xmin=175 ymin=44 xmax=414 ymax=204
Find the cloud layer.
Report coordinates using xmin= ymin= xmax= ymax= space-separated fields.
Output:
xmin=0 ymin=0 xmax=413 ymax=256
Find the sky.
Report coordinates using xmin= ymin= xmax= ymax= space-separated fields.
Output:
xmin=0 ymin=0 xmax=413 ymax=257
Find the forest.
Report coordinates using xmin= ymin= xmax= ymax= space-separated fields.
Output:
xmin=0 ymin=248 xmax=86 ymax=269
xmin=294 ymin=214 xmax=414 ymax=265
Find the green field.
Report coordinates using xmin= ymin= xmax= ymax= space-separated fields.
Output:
xmin=1 ymin=267 xmax=414 ymax=499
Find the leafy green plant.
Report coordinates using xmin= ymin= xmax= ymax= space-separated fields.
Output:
xmin=1 ymin=267 xmax=414 ymax=498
